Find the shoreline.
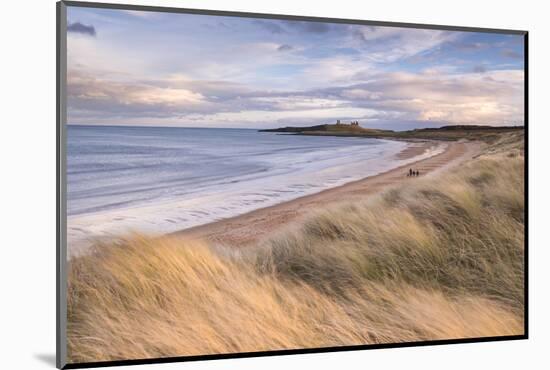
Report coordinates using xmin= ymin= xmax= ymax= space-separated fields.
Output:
xmin=68 ymin=139 xmax=443 ymax=256
xmin=67 ymin=139 xmax=480 ymax=256
xmin=173 ymin=140 xmax=481 ymax=247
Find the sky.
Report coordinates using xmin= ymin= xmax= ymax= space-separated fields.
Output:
xmin=66 ymin=6 xmax=525 ymax=130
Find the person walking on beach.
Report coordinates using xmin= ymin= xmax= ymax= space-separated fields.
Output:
xmin=408 ymin=168 xmax=422 ymax=177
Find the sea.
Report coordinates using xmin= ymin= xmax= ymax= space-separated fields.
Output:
xmin=67 ymin=125 xmax=441 ymax=249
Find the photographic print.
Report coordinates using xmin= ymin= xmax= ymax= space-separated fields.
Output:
xmin=58 ymin=1 xmax=526 ymax=367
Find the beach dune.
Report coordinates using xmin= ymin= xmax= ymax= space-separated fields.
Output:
xmin=66 ymin=131 xmax=524 ymax=363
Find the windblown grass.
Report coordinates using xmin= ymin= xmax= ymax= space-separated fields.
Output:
xmin=67 ymin=133 xmax=524 ymax=363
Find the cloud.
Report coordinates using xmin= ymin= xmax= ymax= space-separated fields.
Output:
xmin=283 ymin=20 xmax=332 ymax=34
xmin=253 ymin=20 xmax=286 ymax=34
xmin=450 ymin=41 xmax=488 ymax=51
xmin=67 ymin=22 xmax=96 ymax=37
xmin=472 ymin=64 xmax=487 ymax=73
xmin=351 ymin=27 xmax=457 ymax=62
xmin=121 ymin=9 xmax=156 ymax=19
xmin=67 ymin=70 xmax=209 ymax=120
xmin=249 ymin=96 xmax=349 ymax=110
xmin=277 ymin=44 xmax=293 ymax=52
xmin=68 ymin=66 xmax=523 ymax=127
xmin=299 ymin=56 xmax=375 ymax=86
xmin=65 ymin=10 xmax=524 ymax=128
xmin=325 ymin=70 xmax=524 ymax=125
xmin=501 ymin=49 xmax=523 ymax=59
xmin=254 ymin=19 xmax=332 ymax=35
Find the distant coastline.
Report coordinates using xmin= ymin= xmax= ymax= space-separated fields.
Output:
xmin=260 ymin=123 xmax=524 ymax=141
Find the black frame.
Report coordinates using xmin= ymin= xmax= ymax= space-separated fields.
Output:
xmin=56 ymin=1 xmax=529 ymax=369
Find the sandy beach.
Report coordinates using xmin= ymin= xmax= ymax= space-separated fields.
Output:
xmin=174 ymin=140 xmax=481 ymax=247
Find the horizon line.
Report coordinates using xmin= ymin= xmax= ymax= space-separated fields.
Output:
xmin=66 ymin=123 xmax=526 ymax=131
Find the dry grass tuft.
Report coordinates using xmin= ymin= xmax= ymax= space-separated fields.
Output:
xmin=67 ymin=133 xmax=524 ymax=363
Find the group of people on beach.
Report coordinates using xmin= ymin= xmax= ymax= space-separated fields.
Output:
xmin=407 ymin=168 xmax=421 ymax=177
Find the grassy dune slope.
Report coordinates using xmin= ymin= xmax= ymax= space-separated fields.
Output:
xmin=67 ymin=132 xmax=525 ymax=363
